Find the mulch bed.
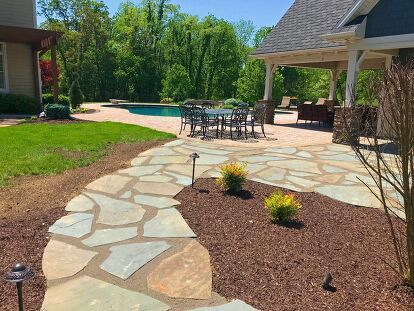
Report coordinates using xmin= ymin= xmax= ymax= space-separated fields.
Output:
xmin=0 ymin=140 xmax=170 ymax=311
xmin=176 ymin=179 xmax=414 ymax=311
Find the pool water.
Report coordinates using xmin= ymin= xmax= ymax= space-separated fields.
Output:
xmin=127 ymin=106 xmax=181 ymax=117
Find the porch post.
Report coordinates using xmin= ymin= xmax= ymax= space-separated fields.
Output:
xmin=32 ymin=49 xmax=42 ymax=111
xmin=50 ymin=39 xmax=59 ymax=103
xmin=264 ymin=61 xmax=276 ymax=100
xmin=345 ymin=50 xmax=360 ymax=107
xmin=329 ymin=68 xmax=341 ymax=101
xmin=258 ymin=61 xmax=277 ymax=124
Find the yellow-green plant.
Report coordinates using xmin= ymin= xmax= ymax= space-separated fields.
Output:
xmin=264 ymin=191 xmax=301 ymax=223
xmin=216 ymin=162 xmax=248 ymax=193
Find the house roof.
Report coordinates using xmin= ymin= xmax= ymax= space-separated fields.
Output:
xmin=252 ymin=0 xmax=357 ymax=56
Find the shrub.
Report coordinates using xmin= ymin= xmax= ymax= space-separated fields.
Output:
xmin=42 ymin=93 xmax=71 ymax=106
xmin=44 ymin=104 xmax=71 ymax=119
xmin=216 ymin=162 xmax=248 ymax=193
xmin=224 ymin=98 xmax=242 ymax=107
xmin=264 ymin=191 xmax=301 ymax=223
xmin=160 ymin=98 xmax=173 ymax=104
xmin=0 ymin=93 xmax=39 ymax=114
xmin=69 ymin=78 xmax=85 ymax=109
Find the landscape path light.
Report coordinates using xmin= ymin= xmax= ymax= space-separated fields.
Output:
xmin=5 ymin=263 xmax=34 ymax=311
xmin=189 ymin=152 xmax=200 ymax=188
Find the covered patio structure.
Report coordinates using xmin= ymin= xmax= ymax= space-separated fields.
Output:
xmin=253 ymin=0 xmax=414 ymax=124
xmin=0 ymin=25 xmax=61 ymax=104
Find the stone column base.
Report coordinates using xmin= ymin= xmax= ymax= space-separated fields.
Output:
xmin=257 ymin=100 xmax=276 ymax=125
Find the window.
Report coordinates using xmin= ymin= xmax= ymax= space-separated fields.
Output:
xmin=0 ymin=43 xmax=7 ymax=92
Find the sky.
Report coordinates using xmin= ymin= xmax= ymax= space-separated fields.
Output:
xmin=37 ymin=0 xmax=294 ymax=28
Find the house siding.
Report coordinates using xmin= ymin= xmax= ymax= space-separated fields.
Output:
xmin=0 ymin=0 xmax=35 ymax=28
xmin=6 ymin=43 xmax=35 ymax=97
xmin=365 ymin=0 xmax=414 ymax=38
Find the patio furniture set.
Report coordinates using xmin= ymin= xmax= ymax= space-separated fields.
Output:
xmin=179 ymin=102 xmax=266 ymax=140
xmin=296 ymin=98 xmax=337 ymax=126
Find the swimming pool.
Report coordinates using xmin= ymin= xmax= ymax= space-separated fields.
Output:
xmin=126 ymin=105 xmax=181 ymax=117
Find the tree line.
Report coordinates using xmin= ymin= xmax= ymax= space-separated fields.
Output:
xmin=38 ymin=0 xmax=378 ymax=104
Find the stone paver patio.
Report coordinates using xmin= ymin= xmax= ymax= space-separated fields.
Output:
xmin=42 ymin=139 xmax=400 ymax=310
xmin=74 ymin=103 xmax=333 ymax=148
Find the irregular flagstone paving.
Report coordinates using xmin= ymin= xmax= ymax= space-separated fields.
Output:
xmin=87 ymin=192 xmax=146 ymax=226
xmin=144 ymin=208 xmax=196 ymax=238
xmin=48 ymin=213 xmax=93 ymax=238
xmin=42 ymin=276 xmax=170 ymax=311
xmin=148 ymin=240 xmax=212 ymax=300
xmin=82 ymin=227 xmax=138 ymax=247
xmin=43 ymin=138 xmax=401 ymax=310
xmin=43 ymin=240 xmax=97 ymax=280
xmin=101 ymin=242 xmax=171 ymax=280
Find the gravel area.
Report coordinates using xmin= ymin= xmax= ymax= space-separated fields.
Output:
xmin=176 ymin=179 xmax=414 ymax=311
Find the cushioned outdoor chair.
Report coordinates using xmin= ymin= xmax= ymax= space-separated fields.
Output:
xmin=278 ymin=96 xmax=291 ymax=110
xmin=297 ymin=103 xmax=313 ymax=125
xmin=315 ymin=98 xmax=327 ymax=105
xmin=249 ymin=103 xmax=266 ymax=138
xmin=312 ymin=104 xmax=329 ymax=126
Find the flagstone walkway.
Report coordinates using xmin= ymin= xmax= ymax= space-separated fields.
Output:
xmin=41 ymin=139 xmax=400 ymax=310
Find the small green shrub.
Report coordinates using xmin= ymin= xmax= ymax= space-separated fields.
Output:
xmin=222 ymin=104 xmax=235 ymax=109
xmin=44 ymin=104 xmax=71 ymax=119
xmin=216 ymin=162 xmax=248 ymax=193
xmin=0 ymin=93 xmax=39 ymax=114
xmin=69 ymin=78 xmax=85 ymax=109
xmin=160 ymin=98 xmax=173 ymax=104
xmin=42 ymin=93 xmax=71 ymax=106
xmin=264 ymin=191 xmax=302 ymax=223
xmin=224 ymin=98 xmax=242 ymax=107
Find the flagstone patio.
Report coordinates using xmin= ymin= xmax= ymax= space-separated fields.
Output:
xmin=42 ymin=139 xmax=400 ymax=310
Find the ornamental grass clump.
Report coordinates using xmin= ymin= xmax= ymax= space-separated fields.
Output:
xmin=264 ymin=191 xmax=301 ymax=224
xmin=216 ymin=162 xmax=247 ymax=193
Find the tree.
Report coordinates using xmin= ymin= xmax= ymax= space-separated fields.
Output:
xmin=69 ymin=77 xmax=85 ymax=109
xmin=343 ymin=60 xmax=414 ymax=286
xmin=161 ymin=64 xmax=192 ymax=102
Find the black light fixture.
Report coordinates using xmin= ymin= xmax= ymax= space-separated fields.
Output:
xmin=5 ymin=263 xmax=34 ymax=311
xmin=189 ymin=152 xmax=200 ymax=188
xmin=322 ymin=273 xmax=336 ymax=292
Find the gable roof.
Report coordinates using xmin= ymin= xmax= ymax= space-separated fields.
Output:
xmin=252 ymin=0 xmax=357 ymax=56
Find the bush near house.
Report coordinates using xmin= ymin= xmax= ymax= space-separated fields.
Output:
xmin=44 ymin=104 xmax=71 ymax=119
xmin=0 ymin=93 xmax=39 ymax=114
xmin=42 ymin=93 xmax=71 ymax=106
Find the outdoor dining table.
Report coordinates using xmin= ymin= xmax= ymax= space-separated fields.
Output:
xmin=204 ymin=108 xmax=234 ymax=118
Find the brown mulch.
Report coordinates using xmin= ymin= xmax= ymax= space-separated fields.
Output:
xmin=176 ymin=179 xmax=414 ymax=311
xmin=20 ymin=118 xmax=90 ymax=125
xmin=0 ymin=140 xmax=169 ymax=311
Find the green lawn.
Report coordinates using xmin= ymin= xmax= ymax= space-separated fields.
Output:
xmin=0 ymin=122 xmax=175 ymax=186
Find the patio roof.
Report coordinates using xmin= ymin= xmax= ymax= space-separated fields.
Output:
xmin=252 ymin=0 xmax=356 ymax=57
xmin=0 ymin=25 xmax=61 ymax=51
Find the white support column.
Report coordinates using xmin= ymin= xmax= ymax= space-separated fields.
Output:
xmin=264 ymin=61 xmax=276 ymax=101
xmin=385 ymin=55 xmax=393 ymax=69
xmin=329 ymin=68 xmax=341 ymax=100
xmin=345 ymin=50 xmax=367 ymax=107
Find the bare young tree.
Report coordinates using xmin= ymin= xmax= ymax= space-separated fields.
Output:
xmin=342 ymin=59 xmax=414 ymax=286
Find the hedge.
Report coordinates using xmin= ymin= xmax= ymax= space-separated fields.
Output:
xmin=0 ymin=93 xmax=40 ymax=114
xmin=44 ymin=104 xmax=71 ymax=119
xmin=42 ymin=93 xmax=71 ymax=106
